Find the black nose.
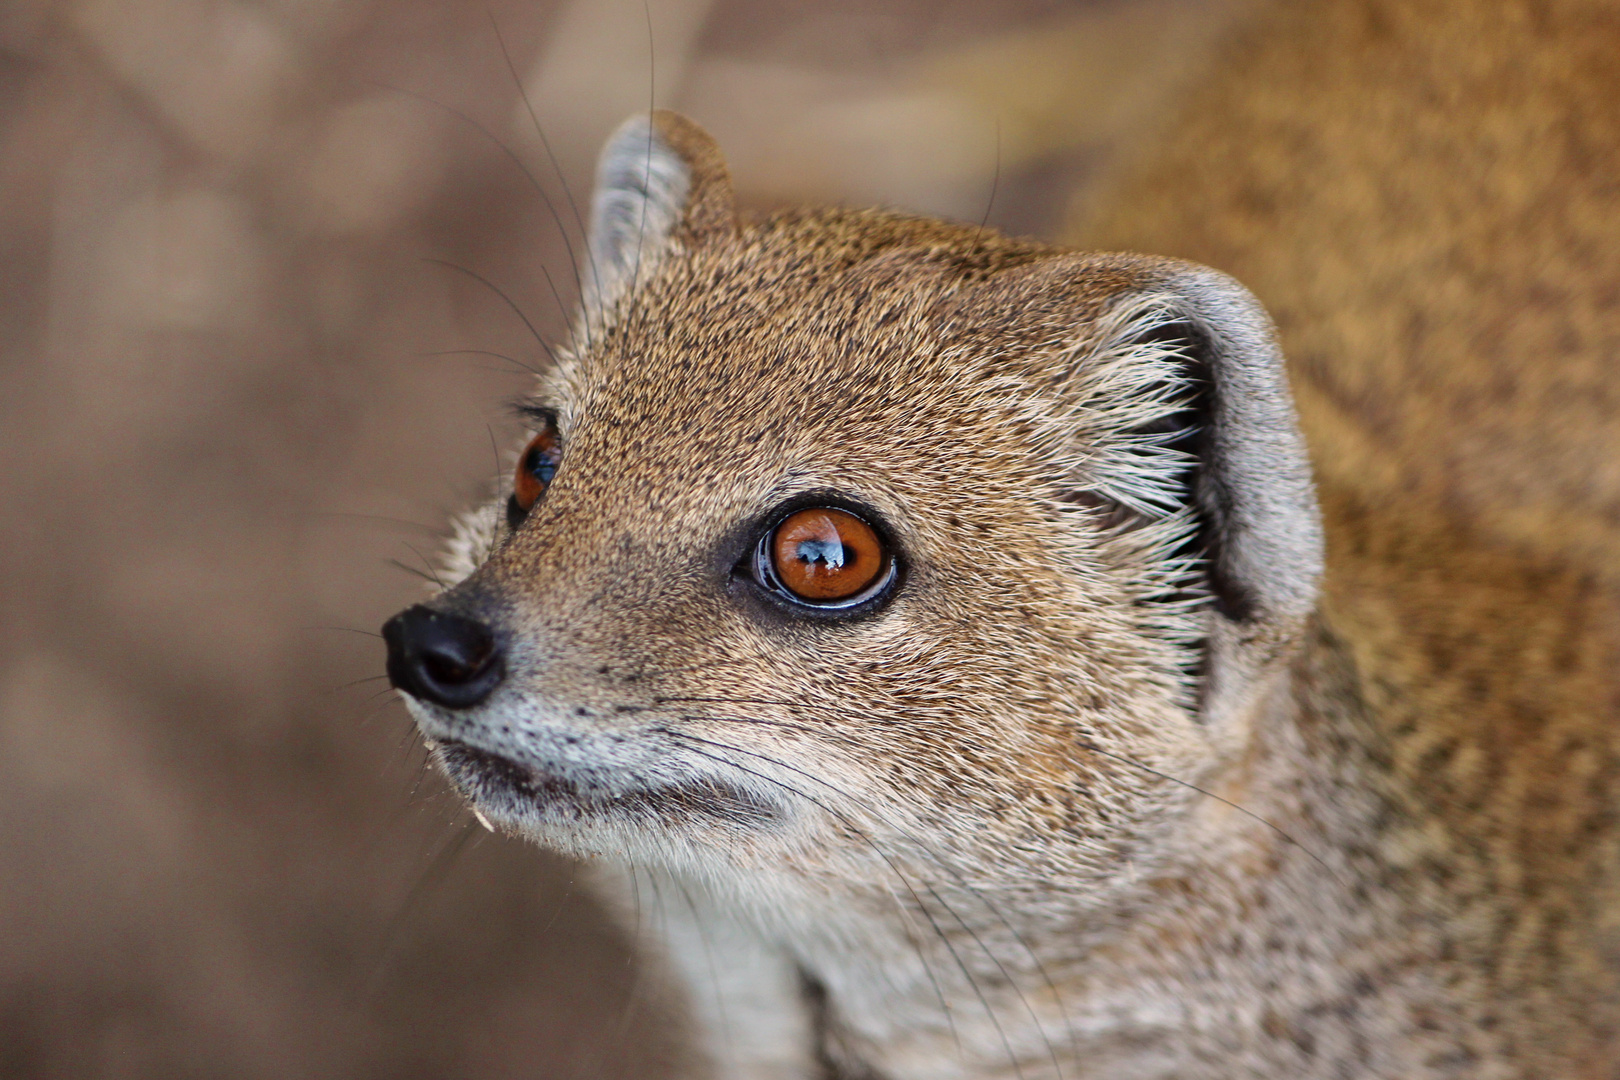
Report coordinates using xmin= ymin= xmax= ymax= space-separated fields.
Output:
xmin=382 ymin=605 xmax=505 ymax=709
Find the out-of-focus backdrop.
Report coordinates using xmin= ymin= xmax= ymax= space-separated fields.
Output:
xmin=0 ymin=1 xmax=1238 ymax=1075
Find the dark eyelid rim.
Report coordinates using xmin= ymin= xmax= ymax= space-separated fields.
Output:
xmin=721 ymin=489 xmax=905 ymax=622
xmin=513 ymin=401 xmax=561 ymax=429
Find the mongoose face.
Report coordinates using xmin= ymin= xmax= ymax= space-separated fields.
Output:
xmin=384 ymin=111 xmax=1319 ymax=953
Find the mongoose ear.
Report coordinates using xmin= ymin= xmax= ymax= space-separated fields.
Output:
xmin=978 ymin=253 xmax=1322 ymax=676
xmin=1056 ymin=256 xmax=1323 ymax=713
xmin=585 ymin=110 xmax=737 ymax=320
xmin=1126 ymin=258 xmax=1322 ymax=633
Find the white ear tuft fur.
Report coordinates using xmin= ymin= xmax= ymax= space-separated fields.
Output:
xmin=584 ymin=112 xmax=736 ymax=324
xmin=586 ymin=114 xmax=692 ymax=315
xmin=1036 ymin=258 xmax=1321 ymax=634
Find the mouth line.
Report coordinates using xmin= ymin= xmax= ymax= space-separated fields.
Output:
xmin=436 ymin=740 xmax=780 ymax=828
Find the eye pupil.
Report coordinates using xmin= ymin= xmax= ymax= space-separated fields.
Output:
xmin=768 ymin=508 xmax=887 ymax=603
xmin=524 ymin=447 xmax=557 ymax=486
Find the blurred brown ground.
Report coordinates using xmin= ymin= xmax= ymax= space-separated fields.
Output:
xmin=0 ymin=0 xmax=1234 ymax=1075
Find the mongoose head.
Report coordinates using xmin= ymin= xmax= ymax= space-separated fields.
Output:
xmin=383 ymin=111 xmax=1321 ymax=929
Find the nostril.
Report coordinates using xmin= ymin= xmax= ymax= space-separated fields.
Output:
xmin=382 ymin=604 xmax=506 ymax=710
xmin=420 ymin=644 xmax=490 ymax=688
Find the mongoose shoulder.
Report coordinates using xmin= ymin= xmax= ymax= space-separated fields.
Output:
xmin=381 ymin=1 xmax=1620 ymax=1075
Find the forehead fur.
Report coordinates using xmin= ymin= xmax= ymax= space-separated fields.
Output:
xmin=549 ymin=208 xmax=1174 ymax=495
xmin=563 ymin=208 xmax=1051 ymax=409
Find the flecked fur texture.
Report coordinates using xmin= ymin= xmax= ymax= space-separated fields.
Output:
xmin=396 ymin=12 xmax=1620 ymax=1069
xmin=1076 ymin=0 xmax=1620 ymax=1073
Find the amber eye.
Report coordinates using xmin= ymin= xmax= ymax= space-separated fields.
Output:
xmin=758 ymin=507 xmax=892 ymax=606
xmin=510 ymin=423 xmax=561 ymax=521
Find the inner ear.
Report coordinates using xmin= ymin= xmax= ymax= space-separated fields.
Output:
xmin=995 ymin=254 xmax=1321 ymax=642
xmin=584 ymin=110 xmax=737 ymax=322
xmin=1114 ymin=318 xmax=1254 ymax=622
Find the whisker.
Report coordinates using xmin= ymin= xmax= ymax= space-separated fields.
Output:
xmin=627 ymin=859 xmax=644 ymax=959
xmin=403 ymin=540 xmax=453 ymax=592
xmin=374 ymin=78 xmax=588 ymax=328
xmin=304 ymin=510 xmax=440 ymax=535
xmin=654 ymin=694 xmax=999 ymax=755
xmin=355 ymin=695 xmax=405 ymax=729
xmin=395 ymin=719 xmax=429 ymax=772
xmin=670 ymin=873 xmax=736 ymax=1065
xmin=660 ymin=731 xmax=1001 ymax=1073
xmin=539 ymin=264 xmax=577 ymax=344
xmin=663 ymin=691 xmax=1339 ymax=1065
xmin=331 ymin=673 xmax=389 ymax=692
xmin=421 ymin=346 xmax=542 ymax=377
xmin=364 ymin=818 xmax=480 ymax=1002
xmin=387 ymin=557 xmax=438 ymax=585
xmin=974 ymin=117 xmax=1002 ymax=244
xmin=1075 ymin=738 xmax=1349 ymax=888
xmin=489 ymin=13 xmax=602 ymax=345
xmin=540 ymin=866 xmax=576 ymax=936
xmin=663 ymin=692 xmax=1334 ymax=883
xmin=667 ymin=724 xmax=1065 ymax=1078
xmin=586 ymin=866 xmax=655 ymax=1080
xmin=422 ymin=258 xmax=560 ymax=368
xmin=305 ymin=625 xmax=384 ymax=639
xmin=487 ymin=423 xmax=505 ymax=497
xmin=408 ymin=742 xmax=444 ymax=802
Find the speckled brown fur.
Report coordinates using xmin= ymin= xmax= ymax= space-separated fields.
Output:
xmin=1078 ymin=0 xmax=1620 ymax=1073
xmin=1078 ymin=0 xmax=1620 ymax=579
xmin=391 ymin=6 xmax=1620 ymax=1070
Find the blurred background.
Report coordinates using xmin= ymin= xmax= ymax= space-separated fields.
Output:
xmin=0 ymin=0 xmax=1246 ymax=1075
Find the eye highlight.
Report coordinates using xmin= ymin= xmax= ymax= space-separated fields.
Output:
xmin=753 ymin=507 xmax=894 ymax=608
xmin=508 ymin=418 xmax=561 ymax=527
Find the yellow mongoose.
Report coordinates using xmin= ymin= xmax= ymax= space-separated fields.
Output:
xmin=381 ymin=0 xmax=1620 ymax=1075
